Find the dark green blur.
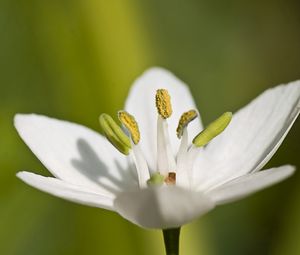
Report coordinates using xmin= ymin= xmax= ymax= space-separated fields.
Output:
xmin=0 ymin=0 xmax=299 ymax=254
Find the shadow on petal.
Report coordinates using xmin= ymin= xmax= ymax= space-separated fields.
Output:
xmin=71 ymin=138 xmax=138 ymax=195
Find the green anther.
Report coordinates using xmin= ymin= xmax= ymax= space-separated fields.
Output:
xmin=147 ymin=172 xmax=165 ymax=186
xmin=176 ymin=110 xmax=198 ymax=138
xmin=193 ymin=112 xmax=232 ymax=147
xmin=99 ymin=113 xmax=131 ymax=155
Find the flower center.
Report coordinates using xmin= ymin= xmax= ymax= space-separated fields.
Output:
xmin=99 ymin=89 xmax=232 ymax=189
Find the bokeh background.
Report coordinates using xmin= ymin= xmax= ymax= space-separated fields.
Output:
xmin=1 ymin=0 xmax=300 ymax=254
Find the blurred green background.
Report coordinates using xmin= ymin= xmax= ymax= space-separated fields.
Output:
xmin=0 ymin=0 xmax=300 ymax=254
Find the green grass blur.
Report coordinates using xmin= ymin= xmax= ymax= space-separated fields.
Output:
xmin=0 ymin=0 xmax=299 ymax=254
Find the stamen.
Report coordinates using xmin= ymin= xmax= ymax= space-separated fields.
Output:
xmin=155 ymin=89 xmax=172 ymax=119
xmin=193 ymin=112 xmax=232 ymax=147
xmin=118 ymin=111 xmax=140 ymax=144
xmin=176 ymin=110 xmax=198 ymax=187
xmin=155 ymin=89 xmax=175 ymax=174
xmin=100 ymin=113 xmax=149 ymax=187
xmin=117 ymin=111 xmax=149 ymax=187
xmin=176 ymin=110 xmax=198 ymax=138
xmin=99 ymin=113 xmax=131 ymax=155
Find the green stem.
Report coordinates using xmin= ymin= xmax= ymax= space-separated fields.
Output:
xmin=162 ymin=227 xmax=181 ymax=255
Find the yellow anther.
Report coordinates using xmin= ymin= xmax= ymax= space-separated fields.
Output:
xmin=193 ymin=112 xmax=232 ymax=147
xmin=155 ymin=89 xmax=172 ymax=119
xmin=176 ymin=110 xmax=198 ymax=138
xmin=99 ymin=113 xmax=131 ymax=155
xmin=118 ymin=111 xmax=140 ymax=145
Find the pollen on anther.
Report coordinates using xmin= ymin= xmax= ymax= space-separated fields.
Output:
xmin=176 ymin=110 xmax=198 ymax=138
xmin=118 ymin=111 xmax=140 ymax=144
xmin=155 ymin=89 xmax=172 ymax=119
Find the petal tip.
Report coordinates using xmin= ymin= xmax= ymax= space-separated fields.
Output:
xmin=16 ymin=171 xmax=33 ymax=181
xmin=14 ymin=113 xmax=40 ymax=128
xmin=142 ymin=66 xmax=173 ymax=77
xmin=283 ymin=164 xmax=296 ymax=175
xmin=138 ymin=67 xmax=188 ymax=88
xmin=14 ymin=113 xmax=26 ymax=127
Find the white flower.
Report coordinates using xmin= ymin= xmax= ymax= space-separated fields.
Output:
xmin=15 ymin=68 xmax=300 ymax=229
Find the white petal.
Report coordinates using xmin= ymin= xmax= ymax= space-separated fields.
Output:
xmin=114 ymin=186 xmax=214 ymax=229
xmin=14 ymin=114 xmax=137 ymax=196
xmin=17 ymin=171 xmax=115 ymax=210
xmin=207 ymin=165 xmax=295 ymax=205
xmin=194 ymin=81 xmax=300 ymax=189
xmin=125 ymin=67 xmax=203 ymax=170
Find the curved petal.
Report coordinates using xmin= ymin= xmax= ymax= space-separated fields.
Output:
xmin=17 ymin=171 xmax=115 ymax=210
xmin=14 ymin=114 xmax=137 ymax=196
xmin=114 ymin=186 xmax=214 ymax=229
xmin=194 ymin=81 xmax=300 ymax=189
xmin=207 ymin=165 xmax=295 ymax=205
xmin=125 ymin=67 xmax=203 ymax=170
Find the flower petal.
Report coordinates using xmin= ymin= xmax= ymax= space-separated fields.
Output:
xmin=125 ymin=67 xmax=203 ymax=170
xmin=14 ymin=114 xmax=137 ymax=196
xmin=194 ymin=81 xmax=300 ymax=189
xmin=207 ymin=165 xmax=295 ymax=205
xmin=114 ymin=186 xmax=214 ymax=229
xmin=17 ymin=171 xmax=115 ymax=210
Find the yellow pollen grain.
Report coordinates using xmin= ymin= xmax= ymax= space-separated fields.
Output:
xmin=155 ymin=89 xmax=172 ymax=119
xmin=176 ymin=110 xmax=198 ymax=138
xmin=118 ymin=111 xmax=140 ymax=144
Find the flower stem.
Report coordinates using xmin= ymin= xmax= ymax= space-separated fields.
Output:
xmin=162 ymin=227 xmax=181 ymax=255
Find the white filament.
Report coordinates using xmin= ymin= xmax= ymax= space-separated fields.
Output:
xmin=176 ymin=128 xmax=191 ymax=188
xmin=157 ymin=116 xmax=176 ymax=175
xmin=130 ymin=141 xmax=150 ymax=188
